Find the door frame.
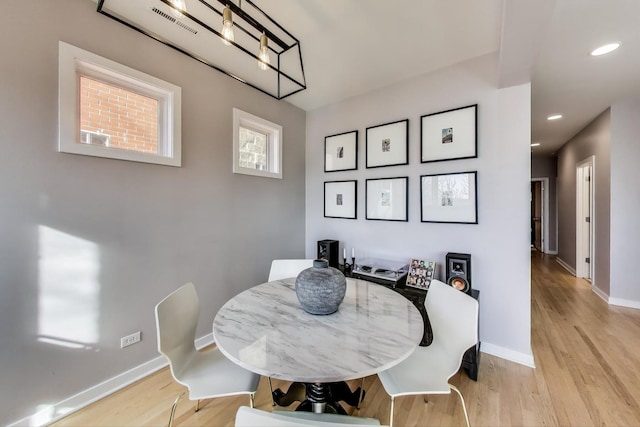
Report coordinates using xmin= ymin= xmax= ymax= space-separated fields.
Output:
xmin=531 ymin=177 xmax=549 ymax=253
xmin=576 ymin=156 xmax=595 ymax=282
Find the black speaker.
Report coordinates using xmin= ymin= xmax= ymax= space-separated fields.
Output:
xmin=446 ymin=252 xmax=472 ymax=294
xmin=317 ymin=240 xmax=339 ymax=268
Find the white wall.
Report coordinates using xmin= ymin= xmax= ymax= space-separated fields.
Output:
xmin=0 ymin=1 xmax=306 ymax=425
xmin=305 ymin=54 xmax=533 ymax=365
xmin=610 ymin=99 xmax=640 ymax=307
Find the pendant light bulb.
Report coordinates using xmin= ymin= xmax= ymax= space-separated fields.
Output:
xmin=258 ymin=33 xmax=270 ymax=70
xmin=221 ymin=5 xmax=234 ymax=46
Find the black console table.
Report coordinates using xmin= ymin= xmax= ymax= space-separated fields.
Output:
xmin=349 ymin=269 xmax=480 ymax=381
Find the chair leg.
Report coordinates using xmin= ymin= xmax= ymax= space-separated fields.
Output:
xmin=194 ymin=399 xmax=200 ymax=412
xmin=389 ymin=396 xmax=395 ymax=427
xmin=168 ymin=393 xmax=185 ymax=427
xmin=356 ymin=377 xmax=365 ymax=410
xmin=268 ymin=377 xmax=276 ymax=406
xmin=250 ymin=392 xmax=255 ymax=408
xmin=449 ymin=384 xmax=470 ymax=427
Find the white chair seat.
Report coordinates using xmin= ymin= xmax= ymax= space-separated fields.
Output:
xmin=174 ymin=349 xmax=260 ymax=400
xmin=376 ymin=279 xmax=478 ymax=427
xmin=235 ymin=406 xmax=384 ymax=426
xmin=377 ymin=345 xmax=454 ymax=397
xmin=155 ymin=283 xmax=260 ymax=426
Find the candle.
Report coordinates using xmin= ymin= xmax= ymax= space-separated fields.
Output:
xmin=352 ymin=248 xmax=355 ymax=258
xmin=343 ymin=248 xmax=346 ymax=259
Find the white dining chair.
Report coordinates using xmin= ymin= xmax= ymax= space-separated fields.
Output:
xmin=268 ymin=259 xmax=315 ymax=281
xmin=234 ymin=406 xmax=386 ymax=426
xmin=155 ymin=283 xmax=261 ymax=427
xmin=377 ymin=279 xmax=478 ymax=427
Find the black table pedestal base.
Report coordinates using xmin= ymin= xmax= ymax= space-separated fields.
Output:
xmin=272 ymin=381 xmax=365 ymax=414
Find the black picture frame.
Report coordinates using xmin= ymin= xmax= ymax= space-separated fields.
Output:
xmin=324 ymin=180 xmax=357 ymax=219
xmin=420 ymin=104 xmax=477 ymax=163
xmin=365 ymin=119 xmax=409 ymax=168
xmin=365 ymin=177 xmax=409 ymax=222
xmin=420 ymin=171 xmax=478 ymax=224
xmin=324 ymin=130 xmax=358 ymax=172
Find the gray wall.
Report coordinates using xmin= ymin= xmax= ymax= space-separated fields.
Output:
xmin=0 ymin=1 xmax=306 ymax=425
xmin=305 ymin=55 xmax=533 ymax=361
xmin=610 ymin=99 xmax=640 ymax=304
xmin=531 ymin=155 xmax=558 ymax=253
xmin=556 ymin=109 xmax=610 ymax=294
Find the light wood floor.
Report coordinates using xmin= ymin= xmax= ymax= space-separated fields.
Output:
xmin=54 ymin=252 xmax=640 ymax=426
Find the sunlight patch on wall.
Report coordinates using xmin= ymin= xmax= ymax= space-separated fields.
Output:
xmin=38 ymin=226 xmax=100 ymax=348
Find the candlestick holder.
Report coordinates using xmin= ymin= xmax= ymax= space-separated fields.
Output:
xmin=342 ymin=257 xmax=353 ymax=275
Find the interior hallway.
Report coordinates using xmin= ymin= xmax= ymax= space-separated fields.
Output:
xmin=54 ymin=252 xmax=640 ymax=426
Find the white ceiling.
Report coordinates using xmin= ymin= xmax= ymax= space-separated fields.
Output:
xmin=256 ymin=0 xmax=640 ymax=157
xmin=98 ymin=0 xmax=640 ymax=157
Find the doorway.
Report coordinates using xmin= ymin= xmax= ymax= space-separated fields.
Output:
xmin=576 ymin=156 xmax=594 ymax=282
xmin=530 ymin=178 xmax=549 ymax=253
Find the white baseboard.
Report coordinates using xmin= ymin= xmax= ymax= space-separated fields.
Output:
xmin=9 ymin=333 xmax=215 ymax=427
xmin=609 ymin=297 xmax=640 ymax=310
xmin=546 ymin=250 xmax=558 ymax=255
xmin=555 ymin=257 xmax=576 ymax=276
xmin=591 ymin=285 xmax=609 ymax=303
xmin=480 ymin=342 xmax=535 ymax=368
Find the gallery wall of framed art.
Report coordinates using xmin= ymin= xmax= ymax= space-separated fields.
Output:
xmin=320 ymin=104 xmax=480 ymax=225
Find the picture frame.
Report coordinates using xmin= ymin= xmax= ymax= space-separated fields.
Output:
xmin=407 ymin=259 xmax=437 ymax=290
xmin=324 ymin=180 xmax=357 ymax=219
xmin=421 ymin=104 xmax=477 ymax=163
xmin=365 ymin=177 xmax=408 ymax=222
xmin=366 ymin=119 xmax=409 ymax=168
xmin=420 ymin=171 xmax=478 ymax=224
xmin=325 ymin=130 xmax=357 ymax=172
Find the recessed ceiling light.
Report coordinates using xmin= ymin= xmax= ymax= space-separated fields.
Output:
xmin=531 ymin=143 xmax=541 ymax=147
xmin=591 ymin=42 xmax=621 ymax=56
xmin=547 ymin=114 xmax=562 ymax=121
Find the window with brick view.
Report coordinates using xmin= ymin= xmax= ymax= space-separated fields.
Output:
xmin=58 ymin=41 xmax=181 ymax=167
xmin=80 ymin=77 xmax=159 ymax=154
xmin=239 ymin=126 xmax=268 ymax=170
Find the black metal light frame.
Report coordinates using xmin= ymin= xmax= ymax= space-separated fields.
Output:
xmin=97 ymin=0 xmax=306 ymax=100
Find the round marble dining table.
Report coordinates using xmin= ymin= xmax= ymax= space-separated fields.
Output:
xmin=213 ymin=276 xmax=423 ymax=411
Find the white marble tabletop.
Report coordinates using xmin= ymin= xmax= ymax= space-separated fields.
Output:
xmin=213 ymin=277 xmax=424 ymax=383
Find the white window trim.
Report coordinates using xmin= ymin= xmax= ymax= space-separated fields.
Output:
xmin=58 ymin=41 xmax=181 ymax=167
xmin=233 ymin=108 xmax=282 ymax=179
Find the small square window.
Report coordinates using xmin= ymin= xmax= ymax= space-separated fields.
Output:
xmin=58 ymin=42 xmax=181 ymax=167
xmin=233 ymin=108 xmax=282 ymax=179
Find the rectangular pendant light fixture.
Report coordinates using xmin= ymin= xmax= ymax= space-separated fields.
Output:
xmin=97 ymin=0 xmax=306 ymax=100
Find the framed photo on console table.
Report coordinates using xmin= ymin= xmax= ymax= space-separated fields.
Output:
xmin=366 ymin=119 xmax=409 ymax=168
xmin=325 ymin=130 xmax=357 ymax=172
xmin=420 ymin=171 xmax=477 ymax=224
xmin=324 ymin=180 xmax=357 ymax=219
xmin=421 ymin=104 xmax=477 ymax=163
xmin=366 ymin=177 xmax=408 ymax=221
xmin=407 ymin=259 xmax=437 ymax=290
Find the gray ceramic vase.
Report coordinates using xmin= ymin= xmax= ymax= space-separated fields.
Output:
xmin=295 ymin=259 xmax=347 ymax=315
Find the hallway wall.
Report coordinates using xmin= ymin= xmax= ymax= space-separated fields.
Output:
xmin=556 ymin=109 xmax=610 ymax=295
xmin=610 ymin=98 xmax=640 ymax=307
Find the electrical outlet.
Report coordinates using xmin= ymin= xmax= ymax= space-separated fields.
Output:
xmin=120 ymin=331 xmax=141 ymax=348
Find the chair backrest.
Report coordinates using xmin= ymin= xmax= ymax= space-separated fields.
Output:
xmin=268 ymin=259 xmax=314 ymax=281
xmin=425 ymin=280 xmax=479 ymax=369
xmin=235 ymin=406 xmax=384 ymax=426
xmin=155 ymin=283 xmax=199 ymax=379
